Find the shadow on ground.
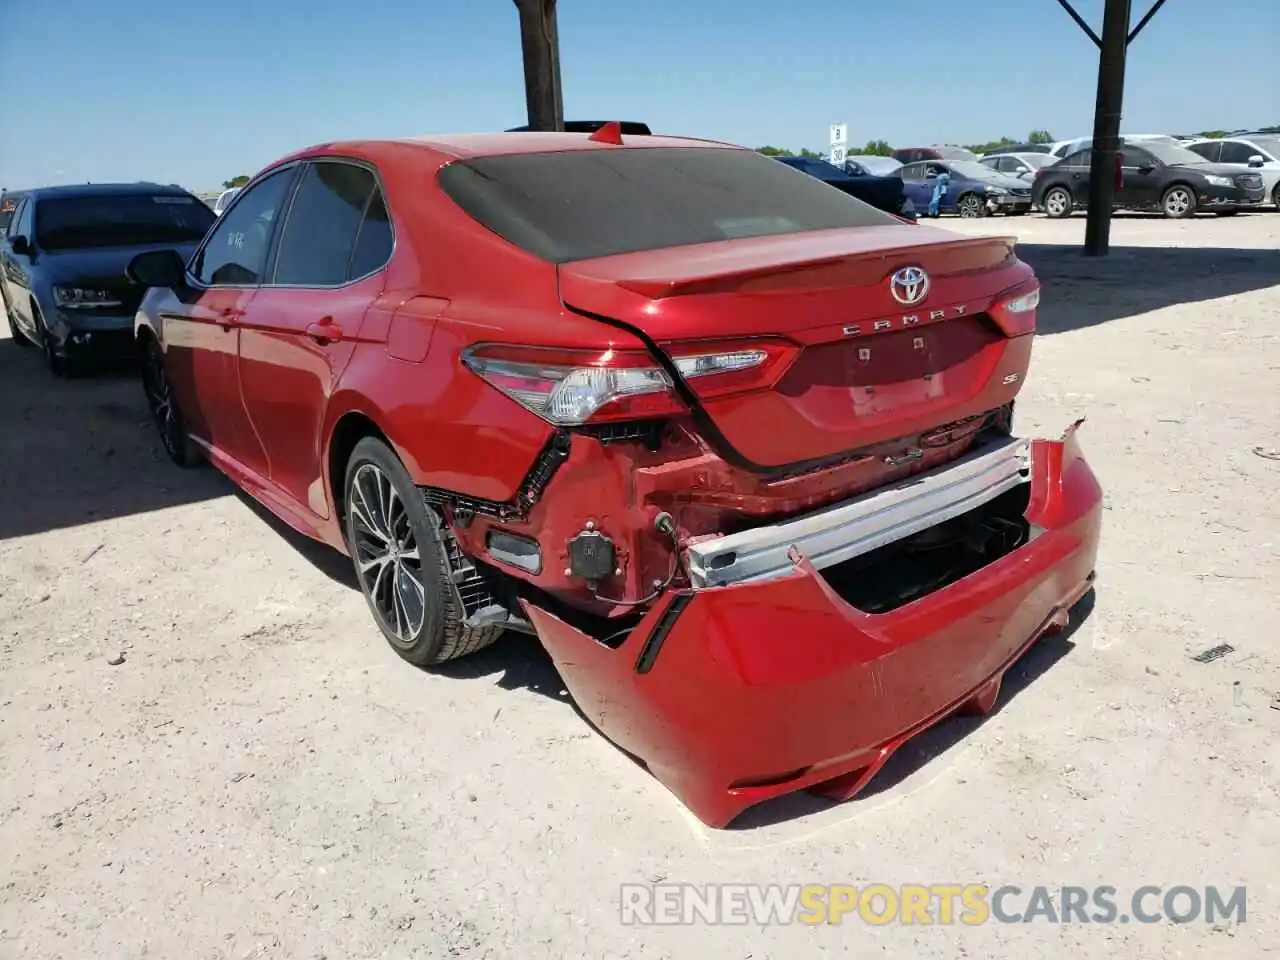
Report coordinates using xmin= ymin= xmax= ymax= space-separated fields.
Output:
xmin=0 ymin=347 xmax=228 ymax=541
xmin=1018 ymin=243 xmax=1279 ymax=335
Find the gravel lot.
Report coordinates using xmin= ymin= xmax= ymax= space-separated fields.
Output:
xmin=2 ymin=212 xmax=1278 ymax=959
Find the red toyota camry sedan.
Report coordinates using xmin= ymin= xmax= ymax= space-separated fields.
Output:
xmin=128 ymin=126 xmax=1102 ymax=827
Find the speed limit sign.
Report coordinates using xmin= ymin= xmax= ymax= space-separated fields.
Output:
xmin=829 ymin=145 xmax=846 ymax=165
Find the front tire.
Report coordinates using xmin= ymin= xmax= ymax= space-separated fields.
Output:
xmin=343 ymin=437 xmax=501 ymax=667
xmin=1042 ymin=187 xmax=1074 ymax=219
xmin=33 ymin=303 xmax=71 ymax=376
xmin=3 ymin=302 xmax=31 ymax=347
xmin=141 ymin=336 xmax=200 ymax=466
xmin=957 ymin=193 xmax=985 ymax=218
xmin=1162 ymin=184 xmax=1197 ymax=219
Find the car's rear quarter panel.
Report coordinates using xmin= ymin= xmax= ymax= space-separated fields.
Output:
xmin=321 ymin=143 xmax=649 ymax=504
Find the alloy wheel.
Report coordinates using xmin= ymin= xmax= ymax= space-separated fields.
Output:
xmin=1164 ymin=187 xmax=1193 ymax=218
xmin=1045 ymin=189 xmax=1070 ymax=217
xmin=349 ymin=463 xmax=427 ymax=646
xmin=143 ymin=345 xmax=180 ymax=457
xmin=959 ymin=196 xmax=983 ymax=218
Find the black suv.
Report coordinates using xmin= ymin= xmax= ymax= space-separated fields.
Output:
xmin=1 ymin=182 xmax=215 ymax=373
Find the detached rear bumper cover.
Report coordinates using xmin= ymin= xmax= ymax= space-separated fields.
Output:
xmin=521 ymin=422 xmax=1102 ymax=828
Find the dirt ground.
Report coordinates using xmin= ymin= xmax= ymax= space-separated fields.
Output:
xmin=2 ymin=212 xmax=1278 ymax=959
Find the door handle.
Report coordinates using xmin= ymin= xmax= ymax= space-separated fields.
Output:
xmin=216 ymin=307 xmax=243 ymax=330
xmin=305 ymin=318 xmax=343 ymax=344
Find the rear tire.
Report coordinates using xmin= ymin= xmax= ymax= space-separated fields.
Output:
xmin=1272 ymin=183 xmax=1280 ymax=209
xmin=1161 ymin=184 xmax=1197 ymax=219
xmin=343 ymin=437 xmax=501 ymax=667
xmin=1042 ymin=187 xmax=1074 ymax=219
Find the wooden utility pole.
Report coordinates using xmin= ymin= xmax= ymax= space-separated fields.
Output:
xmin=513 ymin=0 xmax=564 ymax=132
xmin=1053 ymin=0 xmax=1171 ymax=256
xmin=1082 ymin=0 xmax=1132 ymax=257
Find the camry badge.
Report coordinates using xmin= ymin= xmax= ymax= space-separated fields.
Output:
xmin=889 ymin=266 xmax=929 ymax=306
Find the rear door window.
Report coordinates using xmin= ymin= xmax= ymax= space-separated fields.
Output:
xmin=347 ymin=189 xmax=393 ymax=280
xmin=1219 ymin=141 xmax=1257 ymax=164
xmin=271 ymin=161 xmax=380 ymax=286
xmin=1188 ymin=141 xmax=1223 ymax=162
xmin=439 ymin=146 xmax=899 ymax=263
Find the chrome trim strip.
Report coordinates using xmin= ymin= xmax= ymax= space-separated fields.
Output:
xmin=685 ymin=435 xmax=1031 ymax=587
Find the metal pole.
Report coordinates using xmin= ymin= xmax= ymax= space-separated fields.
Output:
xmin=513 ymin=0 xmax=564 ymax=132
xmin=1083 ymin=0 xmax=1132 ymax=256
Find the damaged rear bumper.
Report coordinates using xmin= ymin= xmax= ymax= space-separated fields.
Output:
xmin=520 ymin=421 xmax=1102 ymax=828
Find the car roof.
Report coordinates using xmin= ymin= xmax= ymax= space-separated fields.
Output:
xmin=26 ymin=182 xmax=194 ymax=200
xmin=280 ymin=131 xmax=740 ymax=166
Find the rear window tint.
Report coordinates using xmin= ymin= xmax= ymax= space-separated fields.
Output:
xmin=438 ymin=146 xmax=899 ymax=263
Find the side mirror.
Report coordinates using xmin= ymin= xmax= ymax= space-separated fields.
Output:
xmin=127 ymin=249 xmax=188 ymax=288
xmin=1248 ymin=155 xmax=1265 ymax=167
xmin=10 ymin=235 xmax=30 ymax=256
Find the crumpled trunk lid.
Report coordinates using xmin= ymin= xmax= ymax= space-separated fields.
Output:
xmin=558 ymin=224 xmax=1036 ymax=470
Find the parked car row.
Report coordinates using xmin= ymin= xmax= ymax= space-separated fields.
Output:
xmin=1 ymin=124 xmax=1102 ymax=827
xmin=859 ymin=132 xmax=1276 ymax=218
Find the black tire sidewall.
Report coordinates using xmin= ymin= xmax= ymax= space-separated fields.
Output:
xmin=343 ymin=436 xmax=456 ymax=666
xmin=35 ymin=306 xmax=69 ymax=376
xmin=959 ymin=194 xmax=984 ymax=217
xmin=144 ymin=338 xmax=197 ymax=466
xmin=4 ymin=301 xmax=30 ymax=346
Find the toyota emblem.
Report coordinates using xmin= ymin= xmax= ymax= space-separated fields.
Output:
xmin=889 ymin=266 xmax=929 ymax=306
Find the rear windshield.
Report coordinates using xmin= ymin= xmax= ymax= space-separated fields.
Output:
xmin=35 ymin=194 xmax=215 ymax=251
xmin=438 ymin=146 xmax=899 ymax=263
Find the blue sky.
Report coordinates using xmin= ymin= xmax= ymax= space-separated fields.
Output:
xmin=1 ymin=0 xmax=1275 ymax=192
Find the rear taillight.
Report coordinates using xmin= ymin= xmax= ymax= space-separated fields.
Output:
xmin=663 ymin=338 xmax=799 ymax=400
xmin=462 ymin=338 xmax=798 ymax=426
xmin=462 ymin=345 xmax=677 ymax=425
xmin=990 ymin=285 xmax=1040 ymax=336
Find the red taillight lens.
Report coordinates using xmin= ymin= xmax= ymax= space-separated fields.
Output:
xmin=462 ymin=338 xmax=800 ymax=426
xmin=462 ymin=345 xmax=682 ymax=425
xmin=990 ymin=284 xmax=1040 ymax=336
xmin=664 ymin=338 xmax=800 ymax=400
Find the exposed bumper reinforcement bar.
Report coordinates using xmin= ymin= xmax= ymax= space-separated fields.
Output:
xmin=685 ymin=434 xmax=1031 ymax=587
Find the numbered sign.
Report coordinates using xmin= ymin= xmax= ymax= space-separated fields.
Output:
xmin=829 ymin=146 xmax=847 ymax=165
xmin=829 ymin=123 xmax=848 ymax=147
